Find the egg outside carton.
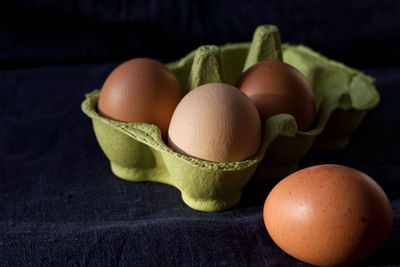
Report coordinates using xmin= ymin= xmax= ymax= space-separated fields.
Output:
xmin=81 ymin=25 xmax=379 ymax=212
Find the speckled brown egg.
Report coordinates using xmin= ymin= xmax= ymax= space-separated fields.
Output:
xmin=168 ymin=83 xmax=261 ymax=162
xmin=97 ymin=58 xmax=182 ymax=139
xmin=237 ymin=60 xmax=316 ymax=131
xmin=263 ymin=164 xmax=392 ymax=266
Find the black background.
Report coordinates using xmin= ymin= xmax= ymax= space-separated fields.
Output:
xmin=1 ymin=0 xmax=399 ymax=266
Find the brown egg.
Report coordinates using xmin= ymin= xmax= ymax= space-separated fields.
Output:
xmin=263 ymin=164 xmax=392 ymax=266
xmin=237 ymin=60 xmax=316 ymax=131
xmin=168 ymin=83 xmax=261 ymax=162
xmin=98 ymin=58 xmax=182 ymax=139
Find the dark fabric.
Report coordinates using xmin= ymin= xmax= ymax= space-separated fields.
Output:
xmin=1 ymin=0 xmax=399 ymax=67
xmin=1 ymin=1 xmax=399 ymax=266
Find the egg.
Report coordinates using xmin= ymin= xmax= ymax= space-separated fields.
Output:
xmin=97 ymin=58 xmax=182 ymax=139
xmin=263 ymin=164 xmax=392 ymax=266
xmin=237 ymin=60 xmax=316 ymax=131
xmin=168 ymin=83 xmax=261 ymax=162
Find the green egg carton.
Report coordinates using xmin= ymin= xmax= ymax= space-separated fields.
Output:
xmin=81 ymin=25 xmax=379 ymax=212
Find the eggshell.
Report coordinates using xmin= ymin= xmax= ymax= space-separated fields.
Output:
xmin=263 ymin=164 xmax=392 ymax=266
xmin=168 ymin=83 xmax=261 ymax=162
xmin=98 ymin=58 xmax=182 ymax=139
xmin=237 ymin=60 xmax=316 ymax=131
xmin=82 ymin=26 xmax=380 ymax=212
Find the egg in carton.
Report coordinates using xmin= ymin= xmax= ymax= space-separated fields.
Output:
xmin=81 ymin=25 xmax=379 ymax=212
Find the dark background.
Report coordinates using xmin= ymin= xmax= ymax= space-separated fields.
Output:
xmin=1 ymin=0 xmax=399 ymax=266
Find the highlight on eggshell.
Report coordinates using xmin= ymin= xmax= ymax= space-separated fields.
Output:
xmin=97 ymin=57 xmax=182 ymax=139
xmin=237 ymin=60 xmax=316 ymax=131
xmin=168 ymin=82 xmax=262 ymax=163
xmin=263 ymin=164 xmax=392 ymax=267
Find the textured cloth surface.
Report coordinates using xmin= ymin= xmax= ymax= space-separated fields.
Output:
xmin=1 ymin=0 xmax=399 ymax=67
xmin=1 ymin=0 xmax=400 ymax=266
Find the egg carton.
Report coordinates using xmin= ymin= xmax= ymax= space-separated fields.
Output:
xmin=81 ymin=25 xmax=379 ymax=212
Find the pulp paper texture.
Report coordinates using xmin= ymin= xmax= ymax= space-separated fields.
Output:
xmin=81 ymin=25 xmax=379 ymax=211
